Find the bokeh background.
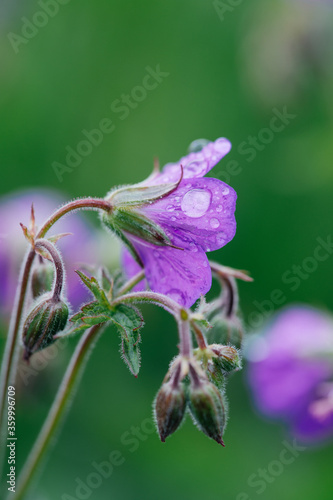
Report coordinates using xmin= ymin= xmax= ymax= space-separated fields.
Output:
xmin=1 ymin=0 xmax=333 ymax=499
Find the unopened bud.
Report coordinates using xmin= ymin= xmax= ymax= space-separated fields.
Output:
xmin=22 ymin=294 xmax=69 ymax=360
xmin=154 ymin=381 xmax=187 ymax=442
xmin=189 ymin=379 xmax=226 ymax=446
xmin=210 ymin=344 xmax=242 ymax=373
xmin=31 ymin=262 xmax=54 ymax=298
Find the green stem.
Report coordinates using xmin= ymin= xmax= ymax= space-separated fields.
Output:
xmin=0 ymin=198 xmax=111 ymax=481
xmin=111 ymin=290 xmax=183 ymax=316
xmin=12 ymin=324 xmax=104 ymax=500
xmin=116 ymin=270 xmax=145 ymax=296
xmin=35 ymin=239 xmax=65 ymax=301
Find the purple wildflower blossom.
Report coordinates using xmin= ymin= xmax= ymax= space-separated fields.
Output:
xmin=247 ymin=305 xmax=333 ymax=443
xmin=0 ymin=189 xmax=105 ymax=319
xmin=121 ymin=138 xmax=237 ymax=307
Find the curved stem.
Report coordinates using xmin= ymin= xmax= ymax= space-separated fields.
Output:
xmin=0 ymin=249 xmax=35 ymax=477
xmin=0 ymin=198 xmax=112 ymax=480
xmin=35 ymin=239 xmax=65 ymax=301
xmin=112 ymin=290 xmax=183 ymax=316
xmin=37 ymin=198 xmax=111 ymax=239
xmin=191 ymin=321 xmax=208 ymax=350
xmin=221 ymin=275 xmax=238 ymax=318
xmin=12 ymin=324 xmax=104 ymax=500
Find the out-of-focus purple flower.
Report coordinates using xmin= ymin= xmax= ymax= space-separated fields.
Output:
xmin=0 ymin=189 xmax=112 ymax=321
xmin=247 ymin=305 xmax=333 ymax=443
xmin=118 ymin=138 xmax=237 ymax=308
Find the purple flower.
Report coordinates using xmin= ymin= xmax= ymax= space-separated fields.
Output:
xmin=0 ymin=189 xmax=109 ymax=320
xmin=114 ymin=138 xmax=237 ymax=307
xmin=247 ymin=305 xmax=333 ymax=443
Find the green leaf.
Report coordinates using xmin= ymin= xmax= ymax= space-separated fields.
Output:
xmin=75 ymin=271 xmax=110 ymax=307
xmin=111 ymin=304 xmax=144 ymax=377
xmin=68 ymin=272 xmax=144 ymax=376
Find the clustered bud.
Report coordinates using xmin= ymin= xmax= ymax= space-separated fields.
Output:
xmin=154 ymin=356 xmax=228 ymax=446
xmin=22 ymin=294 xmax=69 ymax=361
xmin=188 ymin=377 xmax=226 ymax=446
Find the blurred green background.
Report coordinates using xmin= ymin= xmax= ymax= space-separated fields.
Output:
xmin=1 ymin=0 xmax=333 ymax=499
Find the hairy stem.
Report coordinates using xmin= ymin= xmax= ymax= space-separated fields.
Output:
xmin=36 ymin=198 xmax=111 ymax=239
xmin=112 ymin=290 xmax=183 ymax=316
xmin=178 ymin=316 xmax=192 ymax=358
xmin=116 ymin=270 xmax=145 ymax=296
xmin=0 ymin=198 xmax=111 ymax=480
xmin=12 ymin=324 xmax=104 ymax=500
xmin=191 ymin=321 xmax=208 ymax=350
xmin=35 ymin=239 xmax=65 ymax=301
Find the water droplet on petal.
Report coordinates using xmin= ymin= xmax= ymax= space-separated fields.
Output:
xmin=167 ymin=205 xmax=175 ymax=212
xmin=171 ymin=216 xmax=176 ymax=221
xmin=214 ymin=138 xmax=231 ymax=154
xmin=185 ymin=161 xmax=207 ymax=177
xmin=190 ymin=242 xmax=198 ymax=252
xmin=210 ymin=218 xmax=220 ymax=229
xmin=222 ymin=187 xmax=230 ymax=195
xmin=216 ymin=205 xmax=223 ymax=213
xmin=188 ymin=138 xmax=210 ymax=153
xmin=216 ymin=232 xmax=226 ymax=245
xmin=181 ymin=189 xmax=212 ymax=218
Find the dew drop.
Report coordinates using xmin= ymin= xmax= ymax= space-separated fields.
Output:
xmin=216 ymin=232 xmax=226 ymax=245
xmin=185 ymin=160 xmax=207 ymax=177
xmin=216 ymin=205 xmax=223 ymax=213
xmin=222 ymin=187 xmax=230 ymax=195
xmin=181 ymin=189 xmax=211 ymax=218
xmin=167 ymin=205 xmax=175 ymax=212
xmin=214 ymin=138 xmax=231 ymax=154
xmin=188 ymin=138 xmax=210 ymax=153
xmin=210 ymin=218 xmax=220 ymax=229
xmin=171 ymin=216 xmax=176 ymax=221
xmin=190 ymin=242 xmax=198 ymax=252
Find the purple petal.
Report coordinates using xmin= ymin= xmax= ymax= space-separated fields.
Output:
xmin=124 ymin=235 xmax=212 ymax=308
xmin=291 ymin=400 xmax=333 ymax=444
xmin=121 ymin=247 xmax=146 ymax=292
xmin=145 ymin=138 xmax=232 ymax=185
xmin=248 ymin=355 xmax=332 ymax=419
xmin=247 ymin=306 xmax=333 ymax=422
xmin=0 ymin=189 xmax=100 ymax=315
xmin=141 ymin=177 xmax=236 ymax=253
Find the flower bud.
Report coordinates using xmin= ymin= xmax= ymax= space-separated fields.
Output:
xmin=22 ymin=295 xmax=69 ymax=360
xmin=189 ymin=379 xmax=226 ymax=446
xmin=31 ymin=262 xmax=54 ymax=298
xmin=210 ymin=344 xmax=242 ymax=373
xmin=154 ymin=381 xmax=187 ymax=442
